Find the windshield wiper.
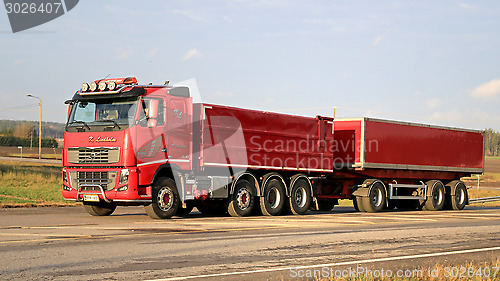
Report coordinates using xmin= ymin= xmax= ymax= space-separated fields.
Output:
xmin=94 ymin=120 xmax=121 ymax=129
xmin=69 ymin=121 xmax=91 ymax=130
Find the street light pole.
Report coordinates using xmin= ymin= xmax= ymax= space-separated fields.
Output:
xmin=27 ymin=94 xmax=42 ymax=159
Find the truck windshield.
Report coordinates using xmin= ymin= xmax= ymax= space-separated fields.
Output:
xmin=67 ymin=98 xmax=139 ymax=131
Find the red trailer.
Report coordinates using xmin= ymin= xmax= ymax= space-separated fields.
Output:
xmin=62 ymin=77 xmax=484 ymax=219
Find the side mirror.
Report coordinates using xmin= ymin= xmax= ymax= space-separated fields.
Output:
xmin=148 ymin=99 xmax=159 ymax=119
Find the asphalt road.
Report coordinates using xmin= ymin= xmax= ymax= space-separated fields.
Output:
xmin=0 ymin=206 xmax=499 ymax=280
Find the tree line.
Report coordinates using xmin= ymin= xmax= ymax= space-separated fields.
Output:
xmin=0 ymin=120 xmax=62 ymax=148
xmin=484 ymin=128 xmax=500 ymax=157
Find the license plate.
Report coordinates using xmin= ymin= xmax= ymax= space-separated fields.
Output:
xmin=83 ymin=194 xmax=100 ymax=202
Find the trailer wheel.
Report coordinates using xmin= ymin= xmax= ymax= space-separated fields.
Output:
xmin=353 ymin=197 xmax=364 ymax=212
xmin=421 ymin=180 xmax=445 ymax=211
xmin=288 ymin=178 xmax=312 ymax=215
xmin=83 ymin=202 xmax=116 ymax=216
xmin=444 ymin=181 xmax=468 ymax=210
xmin=228 ymin=179 xmax=255 ymax=217
xmin=260 ymin=178 xmax=286 ymax=216
xmin=145 ymin=177 xmax=179 ymax=219
xmin=361 ymin=182 xmax=386 ymax=213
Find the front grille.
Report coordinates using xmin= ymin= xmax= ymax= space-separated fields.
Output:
xmin=70 ymin=171 xmax=117 ymax=191
xmin=68 ymin=147 xmax=119 ymax=164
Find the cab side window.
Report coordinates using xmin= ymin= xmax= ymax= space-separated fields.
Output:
xmin=139 ymin=98 xmax=165 ymax=127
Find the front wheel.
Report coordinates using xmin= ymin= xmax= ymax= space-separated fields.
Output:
xmin=83 ymin=202 xmax=116 ymax=216
xmin=288 ymin=178 xmax=312 ymax=215
xmin=145 ymin=177 xmax=180 ymax=219
xmin=228 ymin=179 xmax=255 ymax=217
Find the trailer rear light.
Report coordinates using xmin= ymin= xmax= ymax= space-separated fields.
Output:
xmin=98 ymin=81 xmax=107 ymax=91
xmin=107 ymin=81 xmax=117 ymax=91
xmin=90 ymin=82 xmax=98 ymax=91
xmin=81 ymin=83 xmax=89 ymax=92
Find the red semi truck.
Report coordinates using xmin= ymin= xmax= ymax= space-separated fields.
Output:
xmin=62 ymin=77 xmax=484 ymax=219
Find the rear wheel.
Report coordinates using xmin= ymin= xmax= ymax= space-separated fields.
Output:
xmin=144 ymin=177 xmax=179 ymax=219
xmin=421 ymin=180 xmax=445 ymax=211
xmin=288 ymin=178 xmax=312 ymax=215
xmin=444 ymin=181 xmax=468 ymax=210
xmin=228 ymin=179 xmax=255 ymax=217
xmin=361 ymin=181 xmax=387 ymax=213
xmin=354 ymin=196 xmax=365 ymax=212
xmin=83 ymin=202 xmax=116 ymax=216
xmin=260 ymin=178 xmax=286 ymax=216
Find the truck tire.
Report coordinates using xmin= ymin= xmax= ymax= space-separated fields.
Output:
xmin=421 ymin=180 xmax=445 ymax=211
xmin=144 ymin=177 xmax=179 ymax=219
xmin=361 ymin=182 xmax=386 ymax=213
xmin=288 ymin=178 xmax=312 ymax=215
xmin=228 ymin=179 xmax=255 ymax=217
xmin=316 ymin=199 xmax=337 ymax=211
xmin=260 ymin=178 xmax=286 ymax=216
xmin=444 ymin=181 xmax=468 ymax=210
xmin=353 ymin=197 xmax=364 ymax=212
xmin=83 ymin=202 xmax=116 ymax=216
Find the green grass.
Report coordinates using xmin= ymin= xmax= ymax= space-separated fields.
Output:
xmin=0 ymin=160 xmax=73 ymax=205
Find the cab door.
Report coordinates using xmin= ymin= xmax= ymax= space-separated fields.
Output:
xmin=134 ymin=97 xmax=168 ymax=168
xmin=166 ymin=96 xmax=192 ymax=170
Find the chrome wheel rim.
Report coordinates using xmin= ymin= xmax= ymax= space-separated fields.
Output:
xmin=157 ymin=187 xmax=174 ymax=211
xmin=236 ymin=188 xmax=251 ymax=210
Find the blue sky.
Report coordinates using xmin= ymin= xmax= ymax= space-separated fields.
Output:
xmin=1 ymin=0 xmax=500 ymax=130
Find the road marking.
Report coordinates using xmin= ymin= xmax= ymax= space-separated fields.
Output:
xmin=148 ymin=246 xmax=500 ymax=281
xmin=0 ymin=225 xmax=297 ymax=244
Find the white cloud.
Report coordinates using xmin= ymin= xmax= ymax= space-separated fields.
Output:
xmin=372 ymin=35 xmax=383 ymax=46
xmin=182 ymin=48 xmax=202 ymax=61
xmin=115 ymin=47 xmax=133 ymax=60
xmin=471 ymin=78 xmax=500 ymax=98
xmin=426 ymin=98 xmax=440 ymax=109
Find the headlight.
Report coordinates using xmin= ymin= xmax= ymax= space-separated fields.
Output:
xmin=81 ymin=83 xmax=89 ymax=92
xmin=119 ymin=169 xmax=129 ymax=185
xmin=62 ymin=168 xmax=68 ymax=183
xmin=108 ymin=81 xmax=117 ymax=91
xmin=90 ymin=82 xmax=98 ymax=91
xmin=98 ymin=81 xmax=107 ymax=91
